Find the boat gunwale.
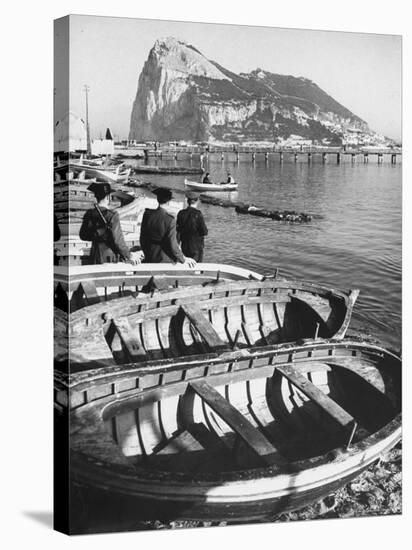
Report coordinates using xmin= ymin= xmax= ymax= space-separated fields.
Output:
xmin=61 ymin=338 xmax=399 ymax=394
xmin=54 ymin=263 xmax=264 ymax=289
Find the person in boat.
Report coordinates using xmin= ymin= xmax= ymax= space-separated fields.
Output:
xmin=140 ymin=187 xmax=197 ymax=267
xmin=177 ymin=191 xmax=208 ymax=262
xmin=202 ymin=172 xmax=213 ymax=184
xmin=226 ymin=172 xmax=235 ymax=184
xmin=79 ymin=182 xmax=139 ymax=265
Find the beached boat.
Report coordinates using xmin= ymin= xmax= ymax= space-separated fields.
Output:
xmin=184 ymin=179 xmax=238 ymax=192
xmin=56 ymin=339 xmax=401 ymax=524
xmin=54 ymin=263 xmax=264 ymax=312
xmin=55 ymin=161 xmax=131 ymax=184
xmin=58 ymin=278 xmax=358 ymax=370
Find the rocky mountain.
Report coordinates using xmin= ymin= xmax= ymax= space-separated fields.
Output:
xmin=129 ymin=37 xmax=371 ymax=145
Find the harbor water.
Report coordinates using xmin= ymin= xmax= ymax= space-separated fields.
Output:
xmin=130 ymin=156 xmax=402 ymax=349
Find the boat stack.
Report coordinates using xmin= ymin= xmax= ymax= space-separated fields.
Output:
xmin=54 ymin=234 xmax=401 ymax=529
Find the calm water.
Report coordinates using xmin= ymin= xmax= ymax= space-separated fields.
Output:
xmin=130 ymin=156 xmax=402 ymax=349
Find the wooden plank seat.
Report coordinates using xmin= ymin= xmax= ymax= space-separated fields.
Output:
xmin=112 ymin=317 xmax=146 ymax=360
xmin=181 ymin=304 xmax=230 ymax=352
xmin=190 ymin=380 xmax=286 ymax=467
xmin=80 ymin=280 xmax=102 ymax=305
xmin=276 ymin=365 xmax=358 ymax=437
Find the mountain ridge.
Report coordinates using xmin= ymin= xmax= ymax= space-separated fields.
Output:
xmin=129 ymin=37 xmax=382 ymax=145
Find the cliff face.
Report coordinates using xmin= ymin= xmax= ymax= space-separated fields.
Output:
xmin=129 ymin=37 xmax=369 ymax=144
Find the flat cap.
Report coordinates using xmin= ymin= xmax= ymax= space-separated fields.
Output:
xmin=186 ymin=191 xmax=200 ymax=200
xmin=153 ymin=187 xmax=173 ymax=203
xmin=87 ymin=182 xmax=113 ymax=197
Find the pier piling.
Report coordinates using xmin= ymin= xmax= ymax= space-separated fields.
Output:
xmin=391 ymin=154 xmax=397 ymax=164
xmin=364 ymin=153 xmax=369 ymax=163
xmin=336 ymin=153 xmax=341 ymax=164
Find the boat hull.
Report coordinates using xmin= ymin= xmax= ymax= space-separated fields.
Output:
xmin=57 ymin=340 xmax=401 ymax=529
xmin=185 ymin=179 xmax=238 ymax=192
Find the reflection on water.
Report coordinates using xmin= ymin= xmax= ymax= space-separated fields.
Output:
xmin=129 ymin=157 xmax=401 ymax=349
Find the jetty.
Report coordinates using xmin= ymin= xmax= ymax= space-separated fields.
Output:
xmin=121 ymin=144 xmax=402 ymax=165
xmin=132 ymin=165 xmax=203 ymax=175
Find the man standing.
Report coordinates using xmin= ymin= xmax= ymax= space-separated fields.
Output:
xmin=140 ymin=187 xmax=196 ymax=267
xmin=80 ymin=182 xmax=138 ymax=265
xmin=177 ymin=191 xmax=208 ymax=262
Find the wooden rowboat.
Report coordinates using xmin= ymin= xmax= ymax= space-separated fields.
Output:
xmin=58 ymin=278 xmax=359 ymax=371
xmin=184 ymin=179 xmax=238 ymax=192
xmin=56 ymin=340 xmax=401 ymax=526
xmin=54 ymin=263 xmax=264 ymax=312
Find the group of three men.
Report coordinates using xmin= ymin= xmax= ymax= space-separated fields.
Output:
xmin=79 ymin=183 xmax=208 ymax=267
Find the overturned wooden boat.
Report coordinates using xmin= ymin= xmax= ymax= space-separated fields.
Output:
xmin=59 ymin=278 xmax=359 ymax=371
xmin=185 ymin=179 xmax=238 ymax=192
xmin=54 ymin=263 xmax=264 ymax=312
xmin=56 ymin=340 xmax=401 ymax=524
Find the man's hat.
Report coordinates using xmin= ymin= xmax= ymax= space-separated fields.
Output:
xmin=88 ymin=182 xmax=112 ymax=198
xmin=153 ymin=187 xmax=173 ymax=204
xmin=186 ymin=191 xmax=200 ymax=201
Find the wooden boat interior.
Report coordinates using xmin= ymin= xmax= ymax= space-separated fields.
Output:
xmin=61 ymin=341 xmax=401 ymax=479
xmin=63 ymin=278 xmax=359 ymax=371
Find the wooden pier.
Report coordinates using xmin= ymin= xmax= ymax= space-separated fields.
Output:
xmin=123 ymin=144 xmax=402 ymax=165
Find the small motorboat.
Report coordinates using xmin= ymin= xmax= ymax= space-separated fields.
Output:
xmin=56 ymin=339 xmax=401 ymax=527
xmin=184 ymin=179 xmax=238 ymax=192
xmin=57 ymin=278 xmax=359 ymax=371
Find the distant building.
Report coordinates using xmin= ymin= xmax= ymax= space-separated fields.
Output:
xmin=90 ymin=127 xmax=114 ymax=155
xmin=54 ymin=111 xmax=87 ymax=153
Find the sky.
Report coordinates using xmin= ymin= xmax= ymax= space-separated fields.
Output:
xmin=55 ymin=15 xmax=402 ymax=141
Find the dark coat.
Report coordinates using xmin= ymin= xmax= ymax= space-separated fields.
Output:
xmin=176 ymin=206 xmax=208 ymax=262
xmin=79 ymin=206 xmax=131 ymax=264
xmin=140 ymin=207 xmax=185 ymax=264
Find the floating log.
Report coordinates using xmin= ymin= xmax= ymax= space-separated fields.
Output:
xmin=234 ymin=204 xmax=312 ymax=222
xmin=125 ymin=182 xmax=314 ymax=223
